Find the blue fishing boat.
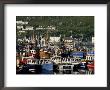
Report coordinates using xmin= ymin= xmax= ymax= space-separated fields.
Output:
xmin=70 ymin=51 xmax=84 ymax=59
xmin=41 ymin=63 xmax=53 ymax=74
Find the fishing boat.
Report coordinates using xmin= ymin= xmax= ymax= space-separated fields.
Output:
xmin=41 ymin=59 xmax=53 ymax=74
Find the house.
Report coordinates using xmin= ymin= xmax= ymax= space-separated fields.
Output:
xmin=16 ymin=21 xmax=28 ymax=30
xmin=30 ymin=50 xmax=36 ymax=54
xmin=22 ymin=26 xmax=34 ymax=30
xmin=36 ymin=26 xmax=55 ymax=30
xmin=40 ymin=37 xmax=46 ymax=47
xmin=63 ymin=37 xmax=74 ymax=49
xmin=92 ymin=37 xmax=94 ymax=44
xmin=17 ymin=25 xmax=23 ymax=30
xmin=49 ymin=37 xmax=60 ymax=43
xmin=63 ymin=37 xmax=73 ymax=43
xmin=16 ymin=21 xmax=28 ymax=25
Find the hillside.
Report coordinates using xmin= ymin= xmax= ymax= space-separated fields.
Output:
xmin=16 ymin=16 xmax=94 ymax=40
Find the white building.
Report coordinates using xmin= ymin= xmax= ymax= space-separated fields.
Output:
xmin=17 ymin=25 xmax=23 ymax=30
xmin=40 ymin=38 xmax=46 ymax=47
xmin=36 ymin=26 xmax=55 ymax=30
xmin=63 ymin=37 xmax=74 ymax=49
xmin=16 ymin=21 xmax=33 ymax=31
xmin=64 ymin=37 xmax=73 ymax=43
xmin=16 ymin=21 xmax=28 ymax=25
xmin=92 ymin=37 xmax=94 ymax=44
xmin=49 ymin=37 xmax=60 ymax=43
xmin=22 ymin=26 xmax=34 ymax=30
xmin=30 ymin=50 xmax=36 ymax=54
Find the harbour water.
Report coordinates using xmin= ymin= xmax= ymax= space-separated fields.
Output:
xmin=17 ymin=63 xmax=94 ymax=74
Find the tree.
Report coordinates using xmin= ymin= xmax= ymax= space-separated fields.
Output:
xmin=16 ymin=16 xmax=94 ymax=39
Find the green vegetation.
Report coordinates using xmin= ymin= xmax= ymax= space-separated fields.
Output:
xmin=16 ymin=16 xmax=94 ymax=39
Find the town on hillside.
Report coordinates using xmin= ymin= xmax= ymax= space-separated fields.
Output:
xmin=16 ymin=16 xmax=94 ymax=74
